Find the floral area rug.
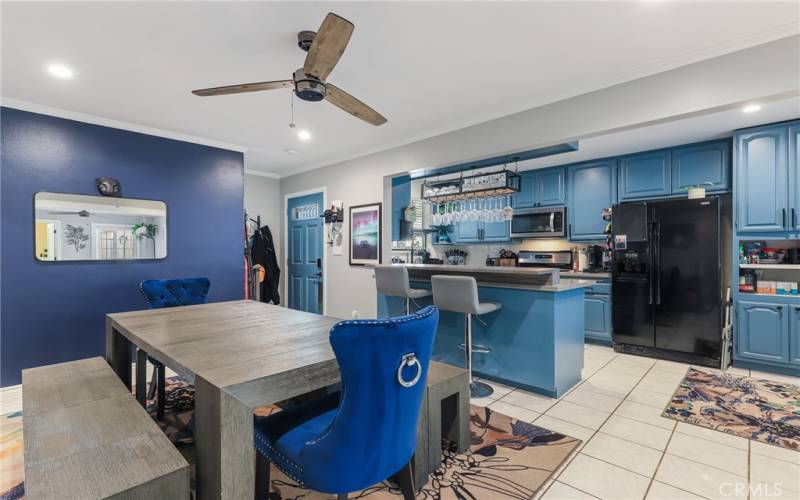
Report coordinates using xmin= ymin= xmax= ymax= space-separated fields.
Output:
xmin=662 ymin=367 xmax=800 ymax=451
xmin=1 ymin=377 xmax=580 ymax=499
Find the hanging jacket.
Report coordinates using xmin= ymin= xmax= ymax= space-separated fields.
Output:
xmin=252 ymin=225 xmax=281 ymax=305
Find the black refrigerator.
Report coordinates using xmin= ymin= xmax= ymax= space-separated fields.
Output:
xmin=611 ymin=195 xmax=731 ymax=366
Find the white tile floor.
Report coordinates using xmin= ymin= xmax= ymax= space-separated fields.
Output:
xmin=477 ymin=345 xmax=800 ymax=500
xmin=2 ymin=346 xmax=799 ymax=499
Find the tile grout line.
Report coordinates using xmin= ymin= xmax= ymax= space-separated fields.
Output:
xmin=535 ymin=350 xmax=623 ymax=499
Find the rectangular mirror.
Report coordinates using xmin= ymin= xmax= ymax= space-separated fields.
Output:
xmin=35 ymin=192 xmax=167 ymax=261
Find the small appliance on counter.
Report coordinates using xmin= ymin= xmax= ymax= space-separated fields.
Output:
xmin=585 ymin=245 xmax=605 ymax=272
xmin=486 ymin=249 xmax=517 ymax=267
xmin=518 ymin=250 xmax=572 ymax=269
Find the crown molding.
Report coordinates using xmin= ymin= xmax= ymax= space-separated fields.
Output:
xmin=0 ymin=98 xmax=248 ymax=153
xmin=244 ymin=169 xmax=281 ymax=179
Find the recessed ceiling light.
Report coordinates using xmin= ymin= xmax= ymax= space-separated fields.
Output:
xmin=285 ymin=148 xmax=299 ymax=155
xmin=742 ymin=104 xmax=762 ymax=113
xmin=297 ymin=129 xmax=312 ymax=142
xmin=47 ymin=63 xmax=74 ymax=79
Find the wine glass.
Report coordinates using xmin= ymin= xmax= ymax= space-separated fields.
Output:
xmin=504 ymin=195 xmax=514 ymax=221
xmin=441 ymin=203 xmax=452 ymax=225
xmin=431 ymin=203 xmax=441 ymax=226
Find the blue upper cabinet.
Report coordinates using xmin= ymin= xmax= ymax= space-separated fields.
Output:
xmin=454 ymin=220 xmax=481 ymax=243
xmin=618 ymin=150 xmax=671 ymax=200
xmin=536 ymin=168 xmax=566 ymax=206
xmin=514 ymin=173 xmax=536 ymax=208
xmin=735 ymin=301 xmax=789 ymax=364
xmin=568 ymin=160 xmax=617 ymax=241
xmin=514 ymin=168 xmax=566 ymax=208
xmin=452 ymin=220 xmax=510 ymax=243
xmin=789 ymin=123 xmax=800 ymax=231
xmin=735 ymin=124 xmax=789 ymax=232
xmin=671 ymin=140 xmax=731 ymax=194
xmin=482 ymin=220 xmax=511 ymax=242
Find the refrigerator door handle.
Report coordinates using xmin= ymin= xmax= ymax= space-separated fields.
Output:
xmin=647 ymin=221 xmax=654 ymax=305
xmin=655 ymin=221 xmax=662 ymax=306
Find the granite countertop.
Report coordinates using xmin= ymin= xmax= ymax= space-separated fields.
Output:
xmin=400 ymin=263 xmax=558 ymax=275
xmin=561 ymin=270 xmax=612 ymax=279
xmin=395 ymin=264 xmax=595 ymax=292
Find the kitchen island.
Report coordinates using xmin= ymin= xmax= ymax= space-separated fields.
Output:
xmin=377 ymin=264 xmax=596 ymax=397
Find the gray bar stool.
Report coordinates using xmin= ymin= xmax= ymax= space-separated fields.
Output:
xmin=375 ymin=265 xmax=432 ymax=315
xmin=430 ymin=275 xmax=501 ymax=398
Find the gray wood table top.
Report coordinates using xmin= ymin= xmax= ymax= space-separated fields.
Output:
xmin=108 ymin=300 xmax=340 ymax=404
xmin=106 ymin=300 xmax=344 ymax=499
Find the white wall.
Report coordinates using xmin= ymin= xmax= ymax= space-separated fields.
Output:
xmin=244 ymin=173 xmax=282 ymax=266
xmin=279 ymin=36 xmax=800 ymax=320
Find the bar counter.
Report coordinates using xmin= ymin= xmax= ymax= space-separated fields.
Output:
xmin=377 ymin=264 xmax=596 ymax=397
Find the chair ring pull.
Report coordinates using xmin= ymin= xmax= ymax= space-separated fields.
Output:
xmin=397 ymin=353 xmax=421 ymax=388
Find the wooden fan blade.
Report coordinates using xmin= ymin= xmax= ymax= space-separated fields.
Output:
xmin=325 ymin=83 xmax=387 ymax=126
xmin=303 ymin=13 xmax=354 ymax=80
xmin=192 ymin=80 xmax=293 ymax=96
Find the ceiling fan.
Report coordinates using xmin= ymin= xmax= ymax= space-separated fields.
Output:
xmin=191 ymin=13 xmax=387 ymax=126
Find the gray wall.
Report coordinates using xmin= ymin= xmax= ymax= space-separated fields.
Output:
xmin=279 ymin=36 xmax=800 ymax=320
xmin=244 ymin=173 xmax=282 ymax=265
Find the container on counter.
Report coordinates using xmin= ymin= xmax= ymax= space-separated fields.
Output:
xmin=776 ymin=282 xmax=799 ymax=295
xmin=739 ymin=270 xmax=756 ymax=293
xmin=756 ymin=280 xmax=777 ymax=295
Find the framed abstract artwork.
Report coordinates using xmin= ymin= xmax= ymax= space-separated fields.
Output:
xmin=349 ymin=203 xmax=382 ymax=266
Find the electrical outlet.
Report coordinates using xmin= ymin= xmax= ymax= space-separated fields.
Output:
xmin=351 ymin=310 xmax=359 ymax=319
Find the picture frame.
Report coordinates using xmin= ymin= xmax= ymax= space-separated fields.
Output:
xmin=349 ymin=202 xmax=382 ymax=266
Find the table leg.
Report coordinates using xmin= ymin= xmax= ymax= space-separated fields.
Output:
xmin=427 ymin=370 xmax=471 ymax=473
xmin=412 ymin=392 xmax=429 ymax=491
xmin=195 ymin=376 xmax=254 ymax=500
xmin=135 ymin=349 xmax=147 ymax=407
xmin=105 ymin=319 xmax=132 ymax=390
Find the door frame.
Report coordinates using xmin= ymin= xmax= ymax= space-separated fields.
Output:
xmin=35 ymin=218 xmax=62 ymax=261
xmin=284 ymin=187 xmax=327 ymax=315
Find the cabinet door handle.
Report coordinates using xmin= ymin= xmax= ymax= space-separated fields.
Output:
xmin=782 ymin=208 xmax=787 ymax=228
xmin=793 ymin=208 xmax=797 ymax=228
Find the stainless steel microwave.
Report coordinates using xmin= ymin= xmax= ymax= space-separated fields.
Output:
xmin=510 ymin=207 xmax=566 ymax=238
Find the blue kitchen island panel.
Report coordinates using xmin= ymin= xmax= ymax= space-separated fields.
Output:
xmin=378 ymin=284 xmax=585 ymax=398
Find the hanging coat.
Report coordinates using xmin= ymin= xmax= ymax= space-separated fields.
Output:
xmin=252 ymin=225 xmax=281 ymax=305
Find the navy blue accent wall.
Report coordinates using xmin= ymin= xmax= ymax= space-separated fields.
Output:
xmin=0 ymin=107 xmax=245 ymax=386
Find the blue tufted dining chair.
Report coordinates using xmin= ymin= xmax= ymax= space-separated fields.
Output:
xmin=139 ymin=277 xmax=211 ymax=418
xmin=254 ymin=306 xmax=439 ymax=499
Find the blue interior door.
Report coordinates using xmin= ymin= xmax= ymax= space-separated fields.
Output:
xmin=287 ymin=192 xmax=324 ymax=314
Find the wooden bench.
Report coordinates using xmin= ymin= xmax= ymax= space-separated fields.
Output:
xmin=413 ymin=361 xmax=470 ymax=489
xmin=22 ymin=357 xmax=190 ymax=499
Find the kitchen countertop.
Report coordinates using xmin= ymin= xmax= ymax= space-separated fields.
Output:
xmin=394 ymin=263 xmax=596 ymax=292
xmin=401 ymin=263 xmax=559 ymax=275
xmin=561 ymin=270 xmax=612 ymax=279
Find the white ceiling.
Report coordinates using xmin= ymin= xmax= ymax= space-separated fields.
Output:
xmin=2 ymin=2 xmax=799 ymax=177
xmin=516 ymin=96 xmax=800 ymax=172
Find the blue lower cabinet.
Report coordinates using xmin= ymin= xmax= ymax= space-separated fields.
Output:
xmin=568 ymin=160 xmax=617 ymax=241
xmin=671 ymin=140 xmax=731 ymax=194
xmin=619 ymin=150 xmax=671 ymax=200
xmin=735 ymin=301 xmax=789 ymax=364
xmin=584 ymin=293 xmax=612 ymax=343
xmin=791 ymin=305 xmax=800 ymax=365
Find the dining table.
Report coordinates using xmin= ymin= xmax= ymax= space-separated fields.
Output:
xmin=105 ymin=300 xmax=342 ymax=500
